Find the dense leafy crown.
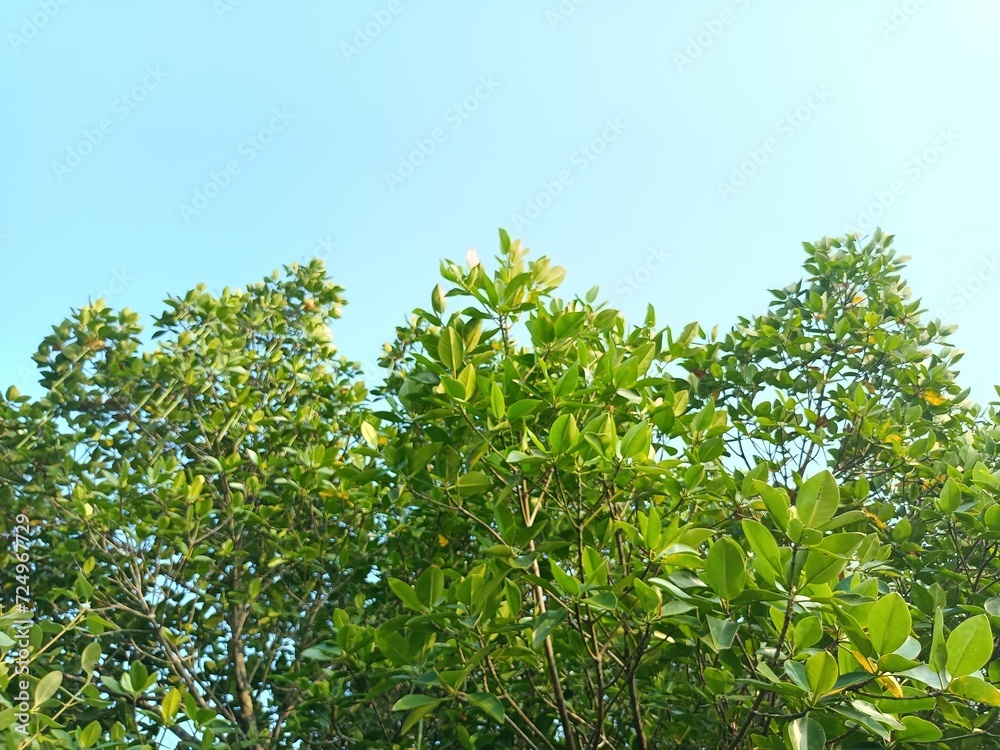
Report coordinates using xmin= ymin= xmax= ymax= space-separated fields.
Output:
xmin=3 ymin=230 xmax=1000 ymax=749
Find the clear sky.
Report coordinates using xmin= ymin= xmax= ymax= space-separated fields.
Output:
xmin=2 ymin=1 xmax=999 ymax=406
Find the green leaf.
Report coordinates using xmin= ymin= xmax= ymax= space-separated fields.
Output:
xmin=868 ymin=593 xmax=911 ymax=655
xmin=81 ymin=641 xmax=102 ymax=673
xmin=582 ymin=591 xmax=618 ymax=611
xmin=34 ymin=670 xmax=62 ymax=709
xmin=787 ymin=716 xmax=825 ymax=750
xmin=802 ymin=548 xmax=848 ymax=586
xmin=504 ymin=579 xmax=522 ymax=615
xmin=399 ymin=697 xmax=445 ymax=733
xmin=876 ymin=653 xmax=920 ymax=673
xmin=392 ymin=694 xmax=441 ymax=712
xmin=162 ymin=687 xmax=182 ymax=723
xmin=490 ymin=382 xmax=506 ymax=419
xmin=129 ymin=661 xmax=149 ymax=693
xmin=929 ymin=607 xmax=948 ymax=674
xmin=506 ymin=399 xmax=542 ymax=422
xmin=946 ymin=614 xmax=993 ymax=677
xmin=949 ymin=675 xmax=1000 ymax=706
xmin=388 ymin=578 xmax=424 ymax=612
xmin=360 ymin=421 xmax=377 ymax=446
xmin=794 ymin=617 xmax=823 ymax=650
xmin=833 ymin=607 xmax=874 ymax=658
xmin=891 ymin=516 xmax=911 ymax=542
xmin=548 ymin=413 xmax=579 ymax=454
xmin=742 ymin=519 xmax=782 ymax=577
xmin=644 ymin=506 xmax=661 ymax=550
xmin=555 ymin=362 xmax=579 ymax=398
xmin=582 ymin=546 xmax=609 ymax=586
xmin=754 ymin=481 xmax=789 ymax=530
xmin=795 ymin=470 xmax=840 ymax=528
xmin=550 ymin=561 xmax=581 ymax=595
xmin=466 ymin=692 xmax=505 ymax=723
xmin=704 ymin=538 xmax=747 ymax=600
xmin=784 ymin=660 xmax=810 ymax=691
xmin=79 ymin=720 xmax=102 ymax=748
xmin=458 ymin=471 xmax=491 ymax=497
xmin=416 ymin=565 xmax=444 ymax=608
xmin=806 ymin=651 xmax=839 ymax=697
xmin=438 ymin=327 xmax=464 ymax=373
xmin=432 ymin=284 xmax=445 ymax=314
xmin=897 ymin=716 xmax=943 ymax=742
xmin=458 ymin=364 xmax=477 ymax=400
xmin=937 ymin=478 xmax=961 ymax=512
xmin=498 ymin=227 xmax=511 ymax=251
xmin=440 ymin=373 xmax=467 ymax=399
xmin=706 ymin=616 xmax=739 ymax=650
xmin=854 ymin=475 xmax=869 ymax=500
xmin=620 ymin=421 xmax=651 ymax=459
xmin=633 ymin=578 xmax=661 ymax=612
xmin=531 ymin=610 xmax=567 ymax=649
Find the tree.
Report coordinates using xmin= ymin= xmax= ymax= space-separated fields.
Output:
xmin=3 ymin=230 xmax=1000 ymax=749
xmin=2 ymin=261 xmax=392 ymax=748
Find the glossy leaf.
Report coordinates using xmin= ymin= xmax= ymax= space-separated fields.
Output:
xmin=704 ymin=538 xmax=747 ymax=600
xmin=795 ymin=471 xmax=840 ymax=528
xmin=868 ymin=593 xmax=911 ymax=656
xmin=946 ymin=615 xmax=993 ymax=677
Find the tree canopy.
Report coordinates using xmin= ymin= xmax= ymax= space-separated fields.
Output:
xmin=3 ymin=229 xmax=1000 ymax=749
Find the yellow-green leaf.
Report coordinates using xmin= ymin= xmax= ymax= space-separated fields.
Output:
xmin=949 ymin=675 xmax=1000 ymax=706
xmin=162 ymin=687 xmax=182 ymax=724
xmin=81 ymin=642 xmax=102 ymax=673
xmin=806 ymin=651 xmax=838 ymax=697
xmin=34 ymin=670 xmax=63 ymax=709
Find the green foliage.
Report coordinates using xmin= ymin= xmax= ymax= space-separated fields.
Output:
xmin=4 ymin=230 xmax=1000 ymax=748
xmin=2 ymin=261 xmax=387 ymax=748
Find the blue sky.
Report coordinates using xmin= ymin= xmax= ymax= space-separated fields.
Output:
xmin=3 ymin=1 xmax=999 ymax=405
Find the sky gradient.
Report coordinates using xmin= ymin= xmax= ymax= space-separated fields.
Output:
xmin=3 ymin=1 xmax=999 ymax=405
